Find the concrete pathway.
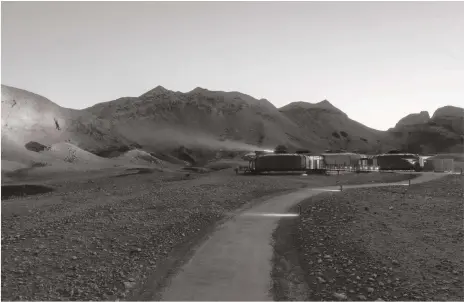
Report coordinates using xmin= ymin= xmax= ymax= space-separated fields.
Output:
xmin=160 ymin=173 xmax=445 ymax=301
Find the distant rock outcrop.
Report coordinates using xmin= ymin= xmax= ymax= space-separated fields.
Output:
xmin=432 ymin=106 xmax=464 ymax=119
xmin=395 ymin=111 xmax=430 ymax=127
xmin=430 ymin=106 xmax=464 ymax=135
xmin=388 ymin=105 xmax=464 ymax=154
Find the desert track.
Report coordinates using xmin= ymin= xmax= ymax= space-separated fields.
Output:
xmin=159 ymin=173 xmax=445 ymax=301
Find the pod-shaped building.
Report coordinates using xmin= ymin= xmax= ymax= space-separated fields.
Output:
xmin=376 ymin=153 xmax=421 ymax=171
xmin=250 ymin=153 xmax=309 ymax=172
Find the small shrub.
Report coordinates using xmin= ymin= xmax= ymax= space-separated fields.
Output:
xmin=332 ymin=132 xmax=341 ymax=139
xmin=340 ymin=131 xmax=348 ymax=138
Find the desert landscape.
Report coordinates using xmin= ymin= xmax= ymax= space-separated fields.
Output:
xmin=2 ymin=83 xmax=463 ymax=177
xmin=1 ymin=83 xmax=463 ymax=301
xmin=2 ymin=1 xmax=464 ymax=300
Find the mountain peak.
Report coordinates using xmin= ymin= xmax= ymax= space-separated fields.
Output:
xmin=189 ymin=87 xmax=208 ymax=94
xmin=316 ymin=99 xmax=337 ymax=110
xmin=153 ymin=85 xmax=169 ymax=93
xmin=139 ymin=85 xmax=170 ymax=98
xmin=279 ymin=99 xmax=343 ymax=114
xmin=319 ymin=99 xmax=331 ymax=105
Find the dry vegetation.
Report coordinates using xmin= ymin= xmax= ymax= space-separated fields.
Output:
xmin=272 ymin=175 xmax=464 ymax=301
xmin=2 ymin=168 xmax=415 ymax=301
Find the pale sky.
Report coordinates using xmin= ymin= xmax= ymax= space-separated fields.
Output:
xmin=2 ymin=1 xmax=463 ymax=130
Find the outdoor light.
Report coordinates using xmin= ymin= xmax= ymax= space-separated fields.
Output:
xmin=243 ymin=213 xmax=299 ymax=217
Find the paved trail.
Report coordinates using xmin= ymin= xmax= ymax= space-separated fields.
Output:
xmin=160 ymin=173 xmax=445 ymax=301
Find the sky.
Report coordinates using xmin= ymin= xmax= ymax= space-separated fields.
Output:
xmin=1 ymin=1 xmax=463 ymax=131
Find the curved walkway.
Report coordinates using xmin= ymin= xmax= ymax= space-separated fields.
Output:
xmin=160 ymin=173 xmax=445 ymax=301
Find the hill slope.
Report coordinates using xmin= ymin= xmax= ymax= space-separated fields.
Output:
xmin=279 ymin=100 xmax=397 ymax=153
xmin=1 ymin=85 xmax=132 ymax=164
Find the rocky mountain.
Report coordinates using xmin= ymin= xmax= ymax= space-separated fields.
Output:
xmin=431 ymin=106 xmax=464 ymax=134
xmin=388 ymin=106 xmax=464 ymax=154
xmin=85 ymin=86 xmax=325 ymax=155
xmin=279 ymin=100 xmax=397 ymax=153
xmin=2 ymin=84 xmax=462 ymax=167
xmin=395 ymin=111 xmax=431 ymax=128
xmin=85 ymin=87 xmax=401 ymax=157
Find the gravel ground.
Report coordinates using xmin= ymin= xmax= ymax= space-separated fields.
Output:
xmin=1 ymin=169 xmax=417 ymax=300
xmin=272 ymin=174 xmax=464 ymax=301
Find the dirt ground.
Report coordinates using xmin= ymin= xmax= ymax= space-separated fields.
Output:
xmin=272 ymin=174 xmax=464 ymax=301
xmin=1 ymin=168 xmax=417 ymax=301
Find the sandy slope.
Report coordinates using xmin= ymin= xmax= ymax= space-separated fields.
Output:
xmin=1 ymin=142 xmax=171 ymax=185
xmin=1 ymin=84 xmax=131 ymax=156
xmin=1 ymin=160 xmax=28 ymax=172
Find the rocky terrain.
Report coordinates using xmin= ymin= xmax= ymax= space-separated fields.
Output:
xmin=272 ymin=175 xmax=464 ymax=301
xmin=0 ymin=168 xmax=416 ymax=301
